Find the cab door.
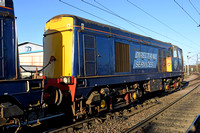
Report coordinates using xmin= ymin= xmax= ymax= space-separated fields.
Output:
xmin=96 ymin=36 xmax=113 ymax=75
xmin=177 ymin=48 xmax=183 ymax=72
xmin=172 ymin=47 xmax=179 ymax=72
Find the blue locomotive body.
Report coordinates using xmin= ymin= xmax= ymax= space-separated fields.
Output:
xmin=44 ymin=15 xmax=183 ymax=118
xmin=71 ymin=15 xmax=183 ymax=98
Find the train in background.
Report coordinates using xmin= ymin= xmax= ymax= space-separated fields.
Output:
xmin=43 ymin=14 xmax=184 ymax=118
xmin=0 ymin=0 xmax=43 ymax=127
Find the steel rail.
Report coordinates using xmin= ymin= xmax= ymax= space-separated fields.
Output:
xmin=123 ymin=83 xmax=200 ymax=133
xmin=34 ymin=74 xmax=199 ymax=132
xmin=45 ymin=81 xmax=200 ymax=133
xmin=47 ymin=117 xmax=100 ymax=133
xmin=44 ymin=80 xmax=200 ymax=133
xmin=186 ymin=113 xmax=200 ymax=133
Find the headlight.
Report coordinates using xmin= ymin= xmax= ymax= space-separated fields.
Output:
xmin=63 ymin=77 xmax=68 ymax=84
xmin=59 ymin=76 xmax=74 ymax=85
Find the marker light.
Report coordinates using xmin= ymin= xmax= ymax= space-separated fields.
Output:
xmin=59 ymin=76 xmax=74 ymax=85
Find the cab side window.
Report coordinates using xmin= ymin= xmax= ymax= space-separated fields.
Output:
xmin=178 ymin=49 xmax=182 ymax=59
xmin=167 ymin=48 xmax=172 ymax=57
xmin=173 ymin=48 xmax=178 ymax=58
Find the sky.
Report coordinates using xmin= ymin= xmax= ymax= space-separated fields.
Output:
xmin=14 ymin=0 xmax=200 ymax=65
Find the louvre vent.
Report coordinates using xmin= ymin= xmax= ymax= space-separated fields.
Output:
xmin=84 ymin=35 xmax=96 ymax=76
xmin=115 ymin=42 xmax=130 ymax=72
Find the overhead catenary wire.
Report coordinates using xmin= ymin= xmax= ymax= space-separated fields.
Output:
xmin=59 ymin=0 xmax=126 ymax=30
xmin=89 ymin=0 xmax=150 ymax=36
xmin=91 ymin=0 xmax=196 ymax=50
xmin=189 ymin=0 xmax=200 ymax=15
xmin=59 ymin=0 xmax=197 ymax=52
xmin=127 ymin=0 xmax=199 ymax=48
xmin=82 ymin=0 xmax=186 ymax=45
xmin=174 ymin=0 xmax=200 ymax=27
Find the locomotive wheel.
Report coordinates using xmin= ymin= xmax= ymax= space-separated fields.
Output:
xmin=175 ymin=82 xmax=180 ymax=89
xmin=137 ymin=89 xmax=143 ymax=98
xmin=44 ymin=87 xmax=63 ymax=106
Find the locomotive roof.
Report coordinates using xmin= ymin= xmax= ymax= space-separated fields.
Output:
xmin=0 ymin=0 xmax=14 ymax=16
xmin=48 ymin=14 xmax=180 ymax=49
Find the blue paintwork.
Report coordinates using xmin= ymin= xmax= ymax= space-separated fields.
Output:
xmin=75 ymin=72 xmax=183 ymax=98
xmin=0 ymin=0 xmax=43 ymax=110
xmin=54 ymin=15 xmax=183 ymax=98
xmin=96 ymin=36 xmax=114 ymax=75
xmin=0 ymin=79 xmax=43 ymax=109
xmin=0 ymin=2 xmax=18 ymax=80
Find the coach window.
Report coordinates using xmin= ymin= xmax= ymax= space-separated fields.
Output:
xmin=173 ymin=48 xmax=178 ymax=58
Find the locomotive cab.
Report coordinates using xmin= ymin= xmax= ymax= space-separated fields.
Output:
xmin=44 ymin=17 xmax=74 ymax=78
xmin=43 ymin=16 xmax=76 ymax=113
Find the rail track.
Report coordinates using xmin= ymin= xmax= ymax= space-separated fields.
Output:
xmin=12 ymin=74 xmax=199 ymax=133
xmin=123 ymin=83 xmax=200 ymax=133
xmin=45 ymin=99 xmax=160 ymax=133
xmin=186 ymin=113 xmax=200 ymax=133
xmin=41 ymin=76 xmax=200 ymax=133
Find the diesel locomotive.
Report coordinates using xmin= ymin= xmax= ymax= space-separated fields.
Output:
xmin=43 ymin=15 xmax=183 ymax=118
xmin=0 ymin=0 xmax=43 ymax=127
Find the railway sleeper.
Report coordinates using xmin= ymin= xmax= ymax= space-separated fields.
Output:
xmin=150 ymin=121 xmax=189 ymax=130
xmin=166 ymin=110 xmax=199 ymax=115
xmin=157 ymin=117 xmax=191 ymax=123
xmin=143 ymin=125 xmax=186 ymax=133
xmin=155 ymin=118 xmax=193 ymax=127
xmin=169 ymin=108 xmax=200 ymax=113
xmin=160 ymin=113 xmax=195 ymax=119
xmin=157 ymin=115 xmax=195 ymax=122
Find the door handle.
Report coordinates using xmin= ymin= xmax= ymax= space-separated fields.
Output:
xmin=97 ymin=54 xmax=101 ymax=57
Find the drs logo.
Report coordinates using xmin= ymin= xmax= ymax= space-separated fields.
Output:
xmin=133 ymin=51 xmax=157 ymax=69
